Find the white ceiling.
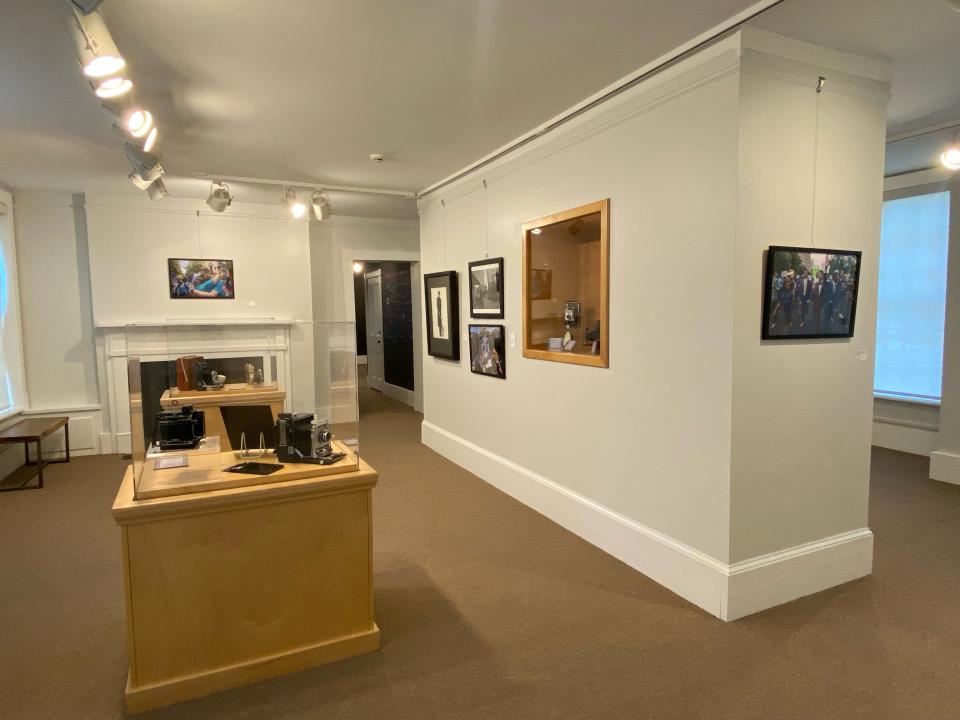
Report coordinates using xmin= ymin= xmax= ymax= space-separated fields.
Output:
xmin=0 ymin=0 xmax=766 ymax=216
xmin=2 ymin=0 xmax=958 ymax=210
xmin=751 ymin=0 xmax=960 ymax=175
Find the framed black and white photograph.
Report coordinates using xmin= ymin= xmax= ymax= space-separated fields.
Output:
xmin=168 ymin=258 xmax=235 ymax=299
xmin=468 ymin=257 xmax=504 ymax=319
xmin=469 ymin=324 xmax=506 ymax=379
xmin=762 ymin=246 xmax=862 ymax=340
xmin=424 ymin=271 xmax=460 ymax=360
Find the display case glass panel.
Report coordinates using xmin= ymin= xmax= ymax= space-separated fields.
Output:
xmin=126 ymin=322 xmax=360 ymax=500
xmin=522 ymin=199 xmax=609 ymax=367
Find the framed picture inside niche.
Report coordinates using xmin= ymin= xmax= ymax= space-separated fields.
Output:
xmin=424 ymin=271 xmax=460 ymax=360
xmin=469 ymin=324 xmax=506 ymax=379
xmin=468 ymin=257 xmax=504 ymax=319
xmin=761 ymin=245 xmax=862 ymax=340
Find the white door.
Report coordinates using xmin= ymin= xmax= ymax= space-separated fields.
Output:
xmin=364 ymin=270 xmax=385 ymax=391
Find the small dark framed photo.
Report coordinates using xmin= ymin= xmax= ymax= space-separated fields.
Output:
xmin=424 ymin=271 xmax=460 ymax=360
xmin=761 ymin=245 xmax=862 ymax=340
xmin=468 ymin=257 xmax=504 ymax=319
xmin=469 ymin=324 xmax=506 ymax=379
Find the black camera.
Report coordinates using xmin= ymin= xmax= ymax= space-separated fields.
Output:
xmin=193 ymin=360 xmax=224 ymax=391
xmin=155 ymin=406 xmax=206 ymax=450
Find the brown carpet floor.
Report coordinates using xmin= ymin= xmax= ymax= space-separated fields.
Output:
xmin=2 ymin=389 xmax=959 ymax=719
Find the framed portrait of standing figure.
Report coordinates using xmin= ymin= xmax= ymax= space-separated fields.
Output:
xmin=424 ymin=271 xmax=460 ymax=361
xmin=468 ymin=257 xmax=504 ymax=319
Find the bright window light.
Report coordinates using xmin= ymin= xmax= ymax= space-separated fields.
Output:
xmin=874 ymin=191 xmax=950 ymax=402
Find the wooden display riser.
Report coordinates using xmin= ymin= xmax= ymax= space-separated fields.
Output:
xmin=135 ymin=441 xmax=358 ymax=499
xmin=112 ymin=459 xmax=379 ymax=713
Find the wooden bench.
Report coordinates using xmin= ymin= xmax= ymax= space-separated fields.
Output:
xmin=0 ymin=417 xmax=70 ymax=491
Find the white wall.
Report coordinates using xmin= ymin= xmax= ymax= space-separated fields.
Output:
xmin=931 ymin=175 xmax=960 ymax=483
xmin=85 ymin=194 xmax=313 ymax=326
xmin=729 ymin=32 xmax=888 ymax=561
xmin=418 ymin=29 xmax=889 ymax=619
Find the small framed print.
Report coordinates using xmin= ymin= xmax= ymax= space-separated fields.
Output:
xmin=468 ymin=257 xmax=504 ymax=319
xmin=469 ymin=324 xmax=506 ymax=379
xmin=424 ymin=271 xmax=460 ymax=361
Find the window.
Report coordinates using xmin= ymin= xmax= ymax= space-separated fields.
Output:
xmin=0 ymin=194 xmax=26 ymax=417
xmin=874 ymin=190 xmax=950 ymax=403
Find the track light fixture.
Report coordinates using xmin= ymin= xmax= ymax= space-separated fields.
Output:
xmin=310 ymin=190 xmax=332 ymax=221
xmin=283 ymin=187 xmax=307 ymax=218
xmin=206 ymin=182 xmax=233 ymax=213
xmin=146 ymin=178 xmax=168 ymax=201
xmin=125 ymin=109 xmax=154 ymax=138
xmin=65 ymin=8 xmax=125 ymax=78
xmin=124 ymin=142 xmax=163 ymax=190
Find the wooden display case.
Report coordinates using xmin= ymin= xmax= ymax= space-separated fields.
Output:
xmin=522 ymin=199 xmax=610 ymax=368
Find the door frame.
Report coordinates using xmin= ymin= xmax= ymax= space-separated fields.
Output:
xmin=345 ymin=249 xmax=422 ymax=412
xmin=363 ymin=269 xmax=385 ymax=393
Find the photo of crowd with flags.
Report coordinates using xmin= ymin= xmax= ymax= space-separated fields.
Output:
xmin=765 ymin=249 xmax=859 ymax=337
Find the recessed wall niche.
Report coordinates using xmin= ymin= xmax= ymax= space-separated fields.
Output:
xmin=522 ymin=199 xmax=609 ymax=368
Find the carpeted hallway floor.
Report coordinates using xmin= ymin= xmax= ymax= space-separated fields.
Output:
xmin=2 ymin=388 xmax=960 ymax=719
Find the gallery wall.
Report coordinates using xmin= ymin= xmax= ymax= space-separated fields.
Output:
xmin=420 ymin=37 xmax=744 ymax=564
xmin=85 ymin=194 xmax=313 ymax=326
xmin=418 ymin=29 xmax=890 ymax=618
xmin=728 ymin=34 xmax=888 ymax=561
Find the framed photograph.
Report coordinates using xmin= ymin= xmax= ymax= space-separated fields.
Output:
xmin=761 ymin=246 xmax=862 ymax=340
xmin=424 ymin=271 xmax=460 ymax=360
xmin=168 ymin=258 xmax=235 ymax=299
xmin=468 ymin=257 xmax=504 ymax=319
xmin=529 ymin=268 xmax=552 ymax=300
xmin=469 ymin=324 xmax=506 ymax=379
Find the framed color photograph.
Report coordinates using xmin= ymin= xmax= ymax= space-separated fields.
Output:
xmin=469 ymin=324 xmax=506 ymax=379
xmin=761 ymin=246 xmax=862 ymax=340
xmin=424 ymin=271 xmax=460 ymax=360
xmin=168 ymin=258 xmax=235 ymax=299
xmin=468 ymin=257 xmax=504 ymax=319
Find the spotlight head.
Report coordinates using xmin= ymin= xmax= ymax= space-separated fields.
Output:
xmin=282 ymin=187 xmax=307 ymax=218
xmin=310 ymin=190 xmax=332 ymax=221
xmin=124 ymin=142 xmax=163 ymax=188
xmin=125 ymin=109 xmax=154 ymax=139
xmin=941 ymin=146 xmax=960 ymax=170
xmin=94 ymin=76 xmax=132 ymax=99
xmin=65 ymin=9 xmax=125 ymax=78
xmin=146 ymin=178 xmax=168 ymax=201
xmin=206 ymin=182 xmax=233 ymax=213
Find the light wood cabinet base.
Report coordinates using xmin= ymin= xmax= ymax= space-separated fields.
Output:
xmin=125 ymin=625 xmax=380 ymax=714
xmin=113 ymin=461 xmax=380 ymax=714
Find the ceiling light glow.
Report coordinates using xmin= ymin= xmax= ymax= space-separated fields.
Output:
xmin=142 ymin=126 xmax=158 ymax=153
xmin=530 ymin=227 xmax=542 ymax=235
xmin=126 ymin=110 xmax=154 ymax=138
xmin=94 ymin=76 xmax=132 ymax=98
xmin=940 ymin=146 xmax=960 ymax=170
xmin=66 ymin=9 xmax=126 ymax=78
xmin=353 ymin=262 xmax=363 ymax=274
xmin=282 ymin=187 xmax=307 ymax=218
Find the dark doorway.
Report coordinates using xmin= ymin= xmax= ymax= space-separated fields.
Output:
xmin=353 ymin=261 xmax=415 ymax=392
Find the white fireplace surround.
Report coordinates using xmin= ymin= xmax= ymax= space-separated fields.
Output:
xmin=101 ymin=321 xmax=297 ymax=455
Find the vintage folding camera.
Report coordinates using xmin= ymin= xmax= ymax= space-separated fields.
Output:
xmin=275 ymin=412 xmax=345 ymax=465
xmin=154 ymin=405 xmax=206 ymax=450
xmin=193 ymin=360 xmax=225 ymax=391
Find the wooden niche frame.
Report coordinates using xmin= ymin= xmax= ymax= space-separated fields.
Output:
xmin=521 ymin=199 xmax=610 ymax=368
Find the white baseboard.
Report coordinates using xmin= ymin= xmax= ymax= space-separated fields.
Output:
xmin=724 ymin=528 xmax=873 ymax=620
xmin=379 ymin=382 xmax=416 ymax=408
xmin=422 ymin=420 xmax=873 ymax=621
xmin=872 ymin=419 xmax=937 ymax=457
xmin=930 ymin=449 xmax=960 ymax=485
